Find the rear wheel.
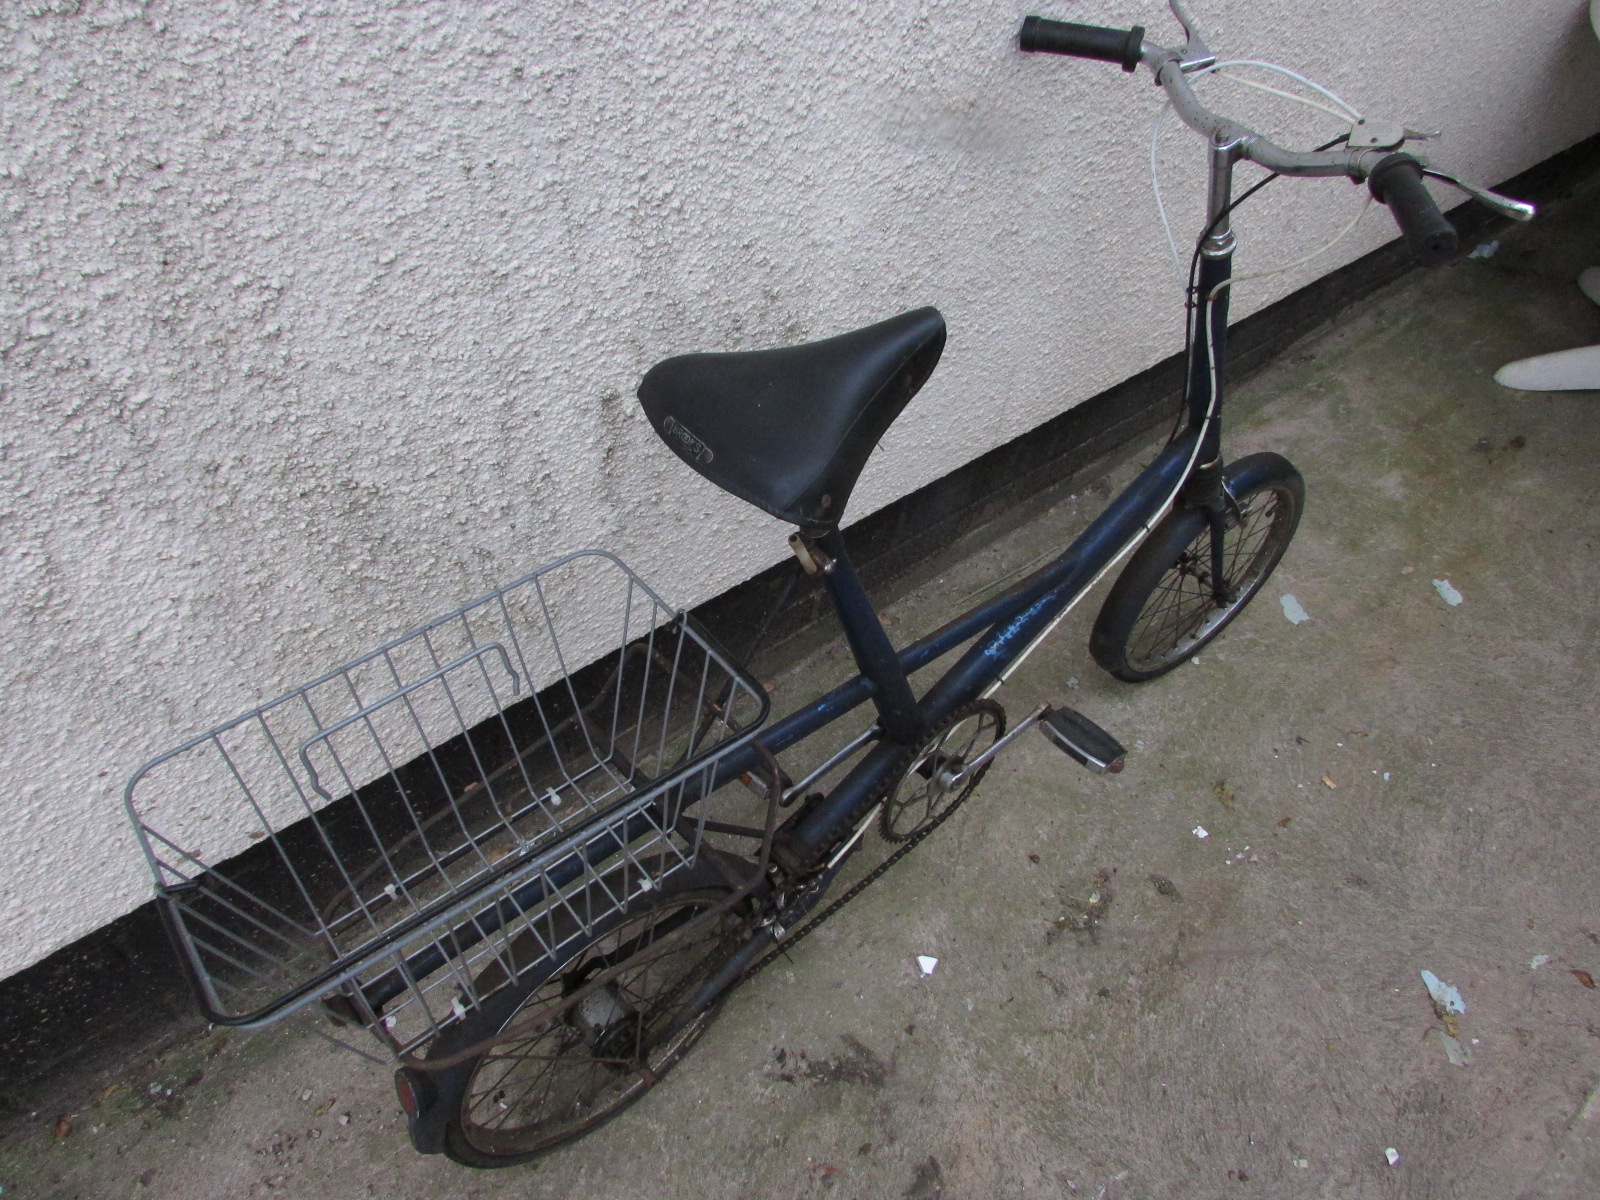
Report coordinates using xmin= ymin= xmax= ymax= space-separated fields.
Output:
xmin=430 ymin=880 xmax=748 ymax=1168
xmin=1090 ymin=453 xmax=1304 ymax=682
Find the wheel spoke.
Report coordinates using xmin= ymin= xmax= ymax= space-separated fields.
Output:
xmin=444 ymin=891 xmax=739 ymax=1161
xmin=1097 ymin=463 xmax=1302 ymax=680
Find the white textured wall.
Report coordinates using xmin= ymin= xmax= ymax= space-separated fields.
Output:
xmin=3 ymin=0 xmax=1597 ymax=979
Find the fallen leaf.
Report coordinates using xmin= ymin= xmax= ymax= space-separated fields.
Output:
xmin=96 ymin=1083 xmax=123 ymax=1104
xmin=1574 ymin=970 xmax=1596 ymax=989
xmin=1213 ymin=780 xmax=1237 ymax=808
xmin=54 ymin=1115 xmax=71 ymax=1140
xmin=1322 ymin=775 xmax=1337 ymax=789
xmin=1276 ymin=816 xmax=1292 ymax=828
xmin=313 ymin=1098 xmax=335 ymax=1117
xmin=1149 ymin=874 xmax=1181 ymax=899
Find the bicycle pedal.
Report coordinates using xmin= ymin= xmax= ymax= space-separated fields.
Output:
xmin=1038 ymin=705 xmax=1126 ymax=774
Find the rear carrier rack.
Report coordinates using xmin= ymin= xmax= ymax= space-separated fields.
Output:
xmin=124 ymin=550 xmax=769 ymax=1061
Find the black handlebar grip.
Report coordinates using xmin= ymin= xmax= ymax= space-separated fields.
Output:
xmin=1368 ymin=153 xmax=1458 ymax=267
xmin=1019 ymin=16 xmax=1145 ymax=72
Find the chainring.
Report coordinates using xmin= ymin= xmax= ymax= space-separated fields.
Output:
xmin=743 ymin=698 xmax=1006 ymax=980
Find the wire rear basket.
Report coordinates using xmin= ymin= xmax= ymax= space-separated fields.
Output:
xmin=124 ymin=550 xmax=769 ymax=1058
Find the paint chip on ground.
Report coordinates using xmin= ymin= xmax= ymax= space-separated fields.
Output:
xmin=1432 ymin=579 xmax=1464 ymax=606
xmin=1421 ymin=969 xmax=1467 ymax=1014
xmin=1279 ymin=593 xmax=1310 ymax=624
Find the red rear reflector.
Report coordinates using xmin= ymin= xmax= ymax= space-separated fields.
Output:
xmin=394 ymin=1072 xmax=419 ymax=1119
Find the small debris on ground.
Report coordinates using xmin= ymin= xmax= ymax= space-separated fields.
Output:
xmin=1385 ymin=1147 xmax=1401 ymax=1166
xmin=1432 ymin=579 xmax=1464 ymax=606
xmin=1529 ymin=954 xmax=1552 ymax=970
xmin=1421 ymin=969 xmax=1467 ymax=1014
xmin=905 ymin=1155 xmax=944 ymax=1199
xmin=1213 ymin=780 xmax=1237 ymax=809
xmin=1052 ymin=868 xmax=1113 ymax=943
xmin=1280 ymin=594 xmax=1310 ymax=624
xmin=1430 ymin=1028 xmax=1472 ymax=1066
xmin=1192 ymin=826 xmax=1209 ymax=839
xmin=1422 ymin=968 xmax=1470 ymax=1045
xmin=1574 ymin=970 xmax=1596 ymax=989
xmin=1322 ymin=775 xmax=1337 ymax=789
xmin=916 ymin=955 xmax=938 ymax=976
xmin=53 ymin=1115 xmax=71 ymax=1141
xmin=1277 ymin=816 xmax=1292 ymax=827
xmin=1467 ymin=239 xmax=1499 ymax=259
xmin=1149 ymin=874 xmax=1181 ymax=899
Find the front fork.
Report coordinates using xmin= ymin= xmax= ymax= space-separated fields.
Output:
xmin=1181 ymin=459 xmax=1237 ymax=605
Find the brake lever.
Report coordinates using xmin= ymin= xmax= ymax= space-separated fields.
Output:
xmin=1420 ymin=168 xmax=1537 ymax=222
xmin=1168 ymin=0 xmax=1216 ymax=72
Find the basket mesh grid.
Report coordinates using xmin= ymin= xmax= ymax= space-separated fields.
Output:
xmin=125 ymin=551 xmax=767 ymax=1054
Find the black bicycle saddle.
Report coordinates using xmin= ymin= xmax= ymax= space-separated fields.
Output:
xmin=637 ymin=306 xmax=946 ymax=528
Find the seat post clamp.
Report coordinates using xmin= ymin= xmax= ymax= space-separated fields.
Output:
xmin=788 ymin=532 xmax=835 ymax=576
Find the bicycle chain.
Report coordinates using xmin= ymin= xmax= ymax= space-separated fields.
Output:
xmin=738 ymin=772 xmax=971 ymax=982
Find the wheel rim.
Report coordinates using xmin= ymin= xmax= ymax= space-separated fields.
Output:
xmin=1123 ymin=482 xmax=1295 ymax=674
xmin=453 ymin=893 xmax=741 ymax=1158
xmin=880 ymin=703 xmax=1004 ymax=842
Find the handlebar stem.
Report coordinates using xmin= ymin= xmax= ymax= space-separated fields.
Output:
xmin=1202 ymin=136 xmax=1244 ymax=258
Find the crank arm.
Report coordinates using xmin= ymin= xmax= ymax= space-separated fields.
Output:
xmin=939 ymin=704 xmax=1052 ymax=791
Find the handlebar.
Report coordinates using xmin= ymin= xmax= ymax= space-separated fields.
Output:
xmin=1020 ymin=7 xmax=1534 ymax=265
xmin=1018 ymin=17 xmax=1144 ymax=71
xmin=1367 ymin=154 xmax=1458 ymax=266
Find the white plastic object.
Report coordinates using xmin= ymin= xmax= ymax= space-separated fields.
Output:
xmin=1494 ymin=344 xmax=1600 ymax=392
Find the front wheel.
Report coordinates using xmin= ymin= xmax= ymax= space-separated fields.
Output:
xmin=1090 ymin=453 xmax=1304 ymax=682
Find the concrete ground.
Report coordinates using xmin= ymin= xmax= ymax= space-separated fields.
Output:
xmin=5 ymin=187 xmax=1600 ymax=1199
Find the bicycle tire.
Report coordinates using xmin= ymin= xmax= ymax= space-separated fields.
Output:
xmin=1090 ymin=452 xmax=1304 ymax=682
xmin=427 ymin=869 xmax=748 ymax=1168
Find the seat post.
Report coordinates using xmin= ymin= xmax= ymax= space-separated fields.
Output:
xmin=813 ymin=529 xmax=923 ymax=745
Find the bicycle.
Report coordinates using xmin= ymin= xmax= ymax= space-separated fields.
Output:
xmin=123 ymin=1 xmax=1533 ymax=1169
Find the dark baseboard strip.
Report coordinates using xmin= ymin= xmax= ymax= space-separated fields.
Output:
xmin=3 ymin=130 xmax=1595 ymax=1103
